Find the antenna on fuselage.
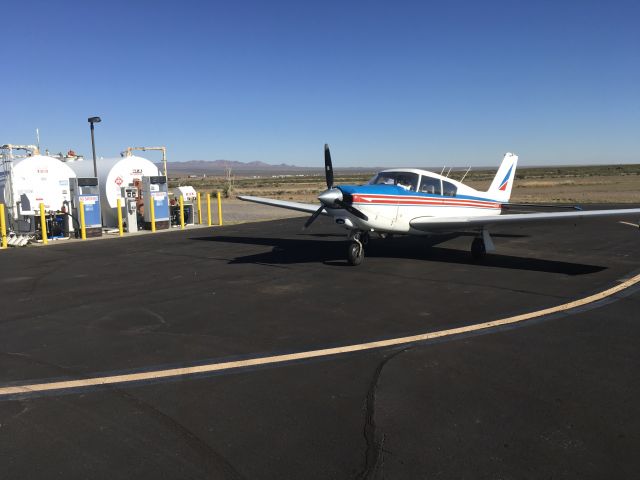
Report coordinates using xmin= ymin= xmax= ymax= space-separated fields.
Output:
xmin=459 ymin=166 xmax=472 ymax=183
xmin=440 ymin=166 xmax=446 ymax=175
xmin=445 ymin=167 xmax=452 ymax=178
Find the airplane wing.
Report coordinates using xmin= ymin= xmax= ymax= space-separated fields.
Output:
xmin=410 ymin=207 xmax=640 ymax=231
xmin=238 ymin=195 xmax=325 ymax=215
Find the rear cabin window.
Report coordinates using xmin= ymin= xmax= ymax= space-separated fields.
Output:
xmin=419 ymin=176 xmax=441 ymax=195
xmin=442 ymin=180 xmax=457 ymax=197
xmin=369 ymin=172 xmax=419 ymax=192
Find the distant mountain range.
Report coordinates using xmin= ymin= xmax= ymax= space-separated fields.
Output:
xmin=160 ymin=159 xmax=515 ymax=177
xmin=161 ymin=159 xmax=376 ymax=176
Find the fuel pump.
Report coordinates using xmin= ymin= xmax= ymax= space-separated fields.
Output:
xmin=121 ymin=185 xmax=139 ymax=232
xmin=171 ymin=186 xmax=197 ymax=225
xmin=69 ymin=177 xmax=102 ymax=237
xmin=142 ymin=176 xmax=170 ymax=230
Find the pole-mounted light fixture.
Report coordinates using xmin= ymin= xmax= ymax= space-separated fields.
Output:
xmin=88 ymin=116 xmax=101 ymax=177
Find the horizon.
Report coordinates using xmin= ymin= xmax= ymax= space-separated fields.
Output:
xmin=2 ymin=1 xmax=639 ymax=167
xmin=160 ymin=158 xmax=640 ymax=171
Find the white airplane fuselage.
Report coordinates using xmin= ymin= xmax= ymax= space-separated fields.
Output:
xmin=326 ymin=168 xmax=502 ymax=235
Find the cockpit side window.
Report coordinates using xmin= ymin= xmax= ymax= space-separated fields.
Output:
xmin=442 ymin=180 xmax=457 ymax=197
xmin=369 ymin=172 xmax=419 ymax=191
xmin=419 ymin=176 xmax=441 ymax=195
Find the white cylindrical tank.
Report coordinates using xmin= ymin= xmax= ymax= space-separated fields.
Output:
xmin=0 ymin=154 xmax=77 ymax=219
xmin=68 ymin=155 xmax=160 ymax=226
xmin=172 ymin=185 xmax=197 ymax=202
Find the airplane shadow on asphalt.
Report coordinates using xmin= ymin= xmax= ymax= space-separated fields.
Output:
xmin=191 ymin=234 xmax=606 ymax=276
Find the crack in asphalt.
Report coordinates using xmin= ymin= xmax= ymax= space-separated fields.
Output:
xmin=357 ymin=347 xmax=410 ymax=480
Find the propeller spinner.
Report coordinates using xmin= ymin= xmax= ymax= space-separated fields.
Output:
xmin=303 ymin=145 xmax=368 ymax=229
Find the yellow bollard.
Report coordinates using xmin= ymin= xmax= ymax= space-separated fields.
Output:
xmin=117 ymin=198 xmax=124 ymax=237
xmin=39 ymin=203 xmax=48 ymax=245
xmin=217 ymin=191 xmax=223 ymax=226
xmin=197 ymin=192 xmax=202 ymax=225
xmin=149 ymin=196 xmax=156 ymax=232
xmin=0 ymin=203 xmax=7 ymax=249
xmin=79 ymin=201 xmax=87 ymax=240
xmin=179 ymin=195 xmax=185 ymax=229
xmin=207 ymin=193 xmax=212 ymax=226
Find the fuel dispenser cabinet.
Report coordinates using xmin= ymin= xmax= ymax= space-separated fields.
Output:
xmin=121 ymin=186 xmax=139 ymax=233
xmin=142 ymin=176 xmax=170 ymax=230
xmin=69 ymin=177 xmax=102 ymax=237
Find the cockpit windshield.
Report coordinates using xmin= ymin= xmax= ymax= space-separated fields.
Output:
xmin=368 ymin=172 xmax=419 ymax=191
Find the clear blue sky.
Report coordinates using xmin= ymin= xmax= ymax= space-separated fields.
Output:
xmin=2 ymin=0 xmax=639 ymax=167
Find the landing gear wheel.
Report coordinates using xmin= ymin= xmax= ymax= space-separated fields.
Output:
xmin=471 ymin=237 xmax=486 ymax=260
xmin=347 ymin=241 xmax=364 ymax=266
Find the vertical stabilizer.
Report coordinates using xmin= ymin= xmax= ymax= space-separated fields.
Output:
xmin=486 ymin=152 xmax=518 ymax=202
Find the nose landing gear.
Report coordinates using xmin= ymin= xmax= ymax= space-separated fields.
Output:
xmin=347 ymin=230 xmax=368 ymax=265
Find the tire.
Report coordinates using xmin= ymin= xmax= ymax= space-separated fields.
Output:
xmin=347 ymin=241 xmax=364 ymax=266
xmin=471 ymin=237 xmax=486 ymax=260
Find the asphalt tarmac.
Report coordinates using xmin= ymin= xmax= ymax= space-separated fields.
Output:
xmin=1 ymin=214 xmax=639 ymax=479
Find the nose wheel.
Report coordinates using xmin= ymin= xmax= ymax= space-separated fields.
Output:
xmin=347 ymin=241 xmax=364 ymax=265
xmin=347 ymin=231 xmax=367 ymax=265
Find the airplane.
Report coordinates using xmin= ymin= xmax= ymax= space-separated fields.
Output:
xmin=239 ymin=145 xmax=640 ymax=266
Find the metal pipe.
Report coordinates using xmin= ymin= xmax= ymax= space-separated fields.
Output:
xmin=1 ymin=144 xmax=40 ymax=155
xmin=124 ymin=146 xmax=167 ymax=177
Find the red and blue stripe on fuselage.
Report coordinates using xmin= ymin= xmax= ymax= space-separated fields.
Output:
xmin=338 ymin=185 xmax=501 ymax=210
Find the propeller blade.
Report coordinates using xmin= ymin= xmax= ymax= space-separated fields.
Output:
xmin=324 ymin=144 xmax=334 ymax=190
xmin=303 ymin=206 xmax=325 ymax=229
xmin=335 ymin=200 xmax=368 ymax=221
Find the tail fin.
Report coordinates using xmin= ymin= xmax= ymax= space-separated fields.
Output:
xmin=486 ymin=152 xmax=518 ymax=202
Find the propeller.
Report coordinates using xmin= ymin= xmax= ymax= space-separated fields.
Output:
xmin=335 ymin=199 xmax=368 ymax=221
xmin=303 ymin=144 xmax=368 ymax=229
xmin=324 ymin=143 xmax=334 ymax=189
xmin=304 ymin=206 xmax=325 ymax=229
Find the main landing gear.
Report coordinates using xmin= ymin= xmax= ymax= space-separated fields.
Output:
xmin=471 ymin=237 xmax=486 ymax=260
xmin=345 ymin=229 xmax=496 ymax=265
xmin=347 ymin=231 xmax=369 ymax=266
xmin=470 ymin=229 xmax=495 ymax=260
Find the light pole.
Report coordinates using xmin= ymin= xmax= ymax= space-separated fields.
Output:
xmin=88 ymin=116 xmax=101 ymax=177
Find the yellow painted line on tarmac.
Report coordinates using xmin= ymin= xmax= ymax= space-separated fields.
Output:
xmin=619 ymin=221 xmax=639 ymax=228
xmin=2 ymin=273 xmax=640 ymax=397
